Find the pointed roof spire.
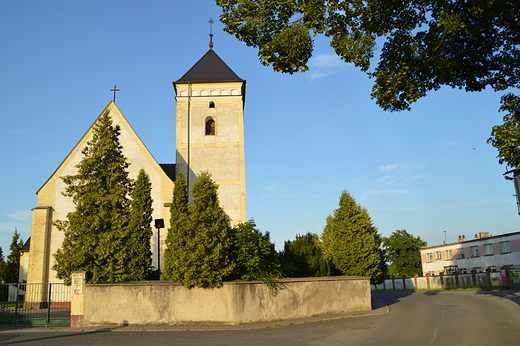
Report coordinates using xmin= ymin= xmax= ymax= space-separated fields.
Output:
xmin=175 ymin=49 xmax=243 ymax=83
xmin=208 ymin=17 xmax=214 ymax=50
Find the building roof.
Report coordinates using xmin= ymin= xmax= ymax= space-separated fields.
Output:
xmin=175 ymin=49 xmax=244 ymax=83
xmin=420 ymin=231 xmax=520 ymax=250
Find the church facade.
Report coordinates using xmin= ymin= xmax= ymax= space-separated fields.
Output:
xmin=21 ymin=48 xmax=247 ymax=284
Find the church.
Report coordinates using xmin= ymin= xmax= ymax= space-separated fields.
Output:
xmin=20 ymin=43 xmax=247 ymax=284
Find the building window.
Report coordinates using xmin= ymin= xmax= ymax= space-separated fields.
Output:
xmin=473 ymin=267 xmax=482 ymax=273
xmin=428 ymin=271 xmax=435 ymax=276
xmin=471 ymin=246 xmax=479 ymax=257
xmin=436 ymin=251 xmax=442 ymax=260
xmin=489 ymin=266 xmax=497 ymax=272
xmin=445 ymin=249 xmax=453 ymax=260
xmin=426 ymin=253 xmax=433 ymax=262
xmin=500 ymin=241 xmax=511 ymax=254
xmin=484 ymin=243 xmax=494 ymax=256
xmin=205 ymin=117 xmax=215 ymax=135
xmin=456 ymin=249 xmax=465 ymax=259
xmin=209 ymin=101 xmax=215 ymax=108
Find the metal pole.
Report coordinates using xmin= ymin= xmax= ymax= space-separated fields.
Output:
xmin=157 ymin=226 xmax=161 ymax=274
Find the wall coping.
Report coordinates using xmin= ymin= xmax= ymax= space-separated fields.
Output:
xmin=85 ymin=276 xmax=370 ymax=287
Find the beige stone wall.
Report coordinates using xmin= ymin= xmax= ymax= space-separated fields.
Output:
xmin=81 ymin=277 xmax=371 ymax=326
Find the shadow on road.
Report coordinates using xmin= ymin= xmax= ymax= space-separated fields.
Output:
xmin=372 ymin=291 xmax=415 ymax=307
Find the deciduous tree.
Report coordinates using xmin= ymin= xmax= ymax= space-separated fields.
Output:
xmin=488 ymin=94 xmax=520 ymax=169
xmin=279 ymin=232 xmax=335 ymax=277
xmin=53 ymin=112 xmax=133 ymax=285
xmin=229 ymin=219 xmax=280 ymax=281
xmin=383 ymin=230 xmax=427 ymax=278
xmin=321 ymin=191 xmax=385 ymax=283
xmin=217 ymin=0 xmax=520 ymax=111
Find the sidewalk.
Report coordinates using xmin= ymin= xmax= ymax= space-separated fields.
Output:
xmin=0 ymin=299 xmax=388 ymax=333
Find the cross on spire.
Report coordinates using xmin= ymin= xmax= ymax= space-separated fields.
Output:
xmin=110 ymin=85 xmax=120 ymax=102
xmin=208 ymin=17 xmax=214 ymax=49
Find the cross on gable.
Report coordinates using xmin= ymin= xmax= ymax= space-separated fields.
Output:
xmin=110 ymin=85 xmax=120 ymax=102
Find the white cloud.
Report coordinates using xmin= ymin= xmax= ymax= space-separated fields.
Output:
xmin=366 ymin=189 xmax=408 ymax=196
xmin=307 ymin=53 xmax=345 ymax=81
xmin=6 ymin=210 xmax=32 ymax=222
xmin=380 ymin=164 xmax=399 ymax=172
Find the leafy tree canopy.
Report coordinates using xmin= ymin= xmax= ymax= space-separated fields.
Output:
xmin=383 ymin=229 xmax=427 ymax=278
xmin=217 ymin=0 xmax=520 ymax=111
xmin=488 ymin=94 xmax=520 ymax=169
xmin=229 ymin=219 xmax=280 ymax=281
xmin=279 ymin=232 xmax=335 ymax=277
xmin=321 ymin=190 xmax=385 ymax=283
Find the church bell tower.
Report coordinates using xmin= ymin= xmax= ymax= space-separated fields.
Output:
xmin=173 ymin=45 xmax=246 ymax=225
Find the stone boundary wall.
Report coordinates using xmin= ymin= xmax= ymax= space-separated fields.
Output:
xmin=372 ymin=271 xmax=504 ymax=291
xmin=71 ymin=274 xmax=371 ymax=327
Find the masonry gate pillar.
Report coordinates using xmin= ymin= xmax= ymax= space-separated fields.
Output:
xmin=71 ymin=270 xmax=86 ymax=328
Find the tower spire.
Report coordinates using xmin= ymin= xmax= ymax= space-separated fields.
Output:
xmin=208 ymin=17 xmax=214 ymax=49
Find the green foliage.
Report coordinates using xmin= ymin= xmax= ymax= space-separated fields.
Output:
xmin=125 ymin=169 xmax=154 ymax=281
xmin=321 ymin=191 xmax=385 ymax=284
xmin=53 ymin=112 xmax=134 ymax=285
xmin=279 ymin=232 xmax=335 ymax=277
xmin=229 ymin=219 xmax=281 ymax=281
xmin=1 ymin=230 xmax=24 ymax=283
xmin=162 ymin=171 xmax=235 ymax=288
xmin=217 ymin=0 xmax=520 ymax=111
xmin=488 ymin=94 xmax=520 ymax=169
xmin=162 ymin=171 xmax=190 ymax=283
xmin=383 ymin=230 xmax=427 ymax=278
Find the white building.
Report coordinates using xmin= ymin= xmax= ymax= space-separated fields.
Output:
xmin=420 ymin=231 xmax=520 ymax=276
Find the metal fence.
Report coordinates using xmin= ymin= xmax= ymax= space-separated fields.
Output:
xmin=0 ymin=283 xmax=71 ymax=326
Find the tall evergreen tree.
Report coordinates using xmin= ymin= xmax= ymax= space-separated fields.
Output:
xmin=279 ymin=232 xmax=335 ymax=278
xmin=0 ymin=247 xmax=5 ymax=282
xmin=383 ymin=230 xmax=427 ymax=278
xmin=4 ymin=229 xmax=24 ymax=283
xmin=321 ymin=191 xmax=385 ymax=284
xmin=162 ymin=171 xmax=190 ymax=283
xmin=124 ymin=168 xmax=154 ymax=281
xmin=162 ymin=171 xmax=235 ymax=288
xmin=53 ymin=111 xmax=133 ymax=285
xmin=229 ymin=219 xmax=280 ymax=281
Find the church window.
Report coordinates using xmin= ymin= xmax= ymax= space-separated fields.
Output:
xmin=221 ymin=90 xmax=229 ymax=96
xmin=210 ymin=90 xmax=218 ymax=96
xmin=205 ymin=117 xmax=216 ymax=135
xmin=201 ymin=90 xmax=208 ymax=96
xmin=231 ymin=89 xmax=239 ymax=95
xmin=209 ymin=101 xmax=215 ymax=108
xmin=180 ymin=91 xmax=188 ymax=97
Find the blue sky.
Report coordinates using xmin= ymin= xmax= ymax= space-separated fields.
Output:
xmin=1 ymin=1 xmax=518 ymax=255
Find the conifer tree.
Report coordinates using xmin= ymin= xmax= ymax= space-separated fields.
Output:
xmin=321 ymin=191 xmax=385 ymax=284
xmin=53 ymin=111 xmax=133 ymax=285
xmin=0 ymin=247 xmax=5 ymax=282
xmin=162 ymin=171 xmax=190 ymax=282
xmin=3 ymin=230 xmax=23 ymax=283
xmin=124 ymin=168 xmax=154 ymax=281
xmin=162 ymin=171 xmax=235 ymax=288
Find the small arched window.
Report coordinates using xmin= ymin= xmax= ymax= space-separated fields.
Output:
xmin=209 ymin=101 xmax=215 ymax=108
xmin=205 ymin=117 xmax=216 ymax=135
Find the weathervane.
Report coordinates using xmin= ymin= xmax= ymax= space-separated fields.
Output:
xmin=208 ymin=17 xmax=214 ymax=49
xmin=110 ymin=85 xmax=120 ymax=102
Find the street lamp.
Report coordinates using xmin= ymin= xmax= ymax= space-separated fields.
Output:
xmin=154 ymin=219 xmax=164 ymax=275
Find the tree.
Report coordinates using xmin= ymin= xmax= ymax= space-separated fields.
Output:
xmin=321 ymin=191 xmax=385 ymax=283
xmin=53 ymin=111 xmax=133 ymax=285
xmin=217 ymin=0 xmax=519 ymax=111
xmin=3 ymin=229 xmax=24 ymax=283
xmin=124 ymin=169 xmax=154 ymax=281
xmin=488 ymin=94 xmax=520 ymax=169
xmin=279 ymin=232 xmax=335 ymax=278
xmin=162 ymin=171 xmax=190 ymax=283
xmin=229 ymin=219 xmax=280 ymax=281
xmin=383 ymin=230 xmax=427 ymax=278
xmin=162 ymin=171 xmax=235 ymax=288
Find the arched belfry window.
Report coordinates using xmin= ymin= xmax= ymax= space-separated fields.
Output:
xmin=205 ymin=117 xmax=216 ymax=135
xmin=209 ymin=101 xmax=215 ymax=108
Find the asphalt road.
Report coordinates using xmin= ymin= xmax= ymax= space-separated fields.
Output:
xmin=1 ymin=291 xmax=519 ymax=345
